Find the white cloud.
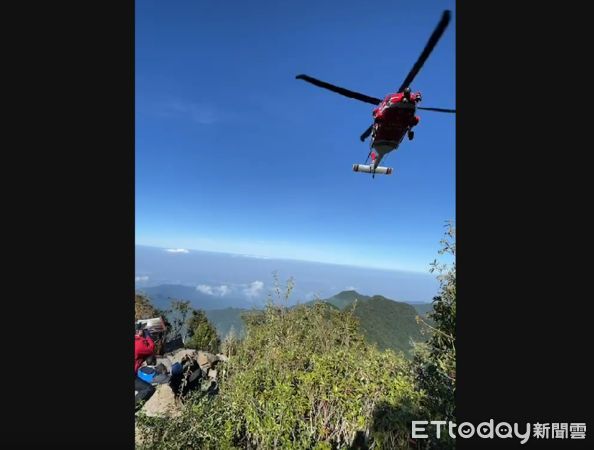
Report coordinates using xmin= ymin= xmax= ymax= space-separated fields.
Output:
xmin=166 ymin=248 xmax=190 ymax=254
xmin=236 ymin=254 xmax=272 ymax=260
xmin=345 ymin=286 xmax=357 ymax=291
xmin=218 ymin=285 xmax=231 ymax=296
xmin=197 ymin=284 xmax=231 ymax=297
xmin=243 ymin=281 xmax=264 ymax=299
xmin=135 ymin=275 xmax=149 ymax=282
xmin=196 ymin=284 xmax=214 ymax=295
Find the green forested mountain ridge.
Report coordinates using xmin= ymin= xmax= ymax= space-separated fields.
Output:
xmin=204 ymin=308 xmax=249 ymax=338
xmin=140 ymin=288 xmax=431 ymax=356
xmin=307 ymin=290 xmax=428 ymax=355
xmin=314 ymin=289 xmax=366 ymax=309
xmin=206 ymin=290 xmax=429 ymax=355
xmin=410 ymin=302 xmax=433 ymax=316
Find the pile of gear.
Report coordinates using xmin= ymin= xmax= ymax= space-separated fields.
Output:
xmin=134 ymin=317 xmax=228 ymax=417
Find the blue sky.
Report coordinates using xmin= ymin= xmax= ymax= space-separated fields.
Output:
xmin=136 ymin=0 xmax=455 ymax=273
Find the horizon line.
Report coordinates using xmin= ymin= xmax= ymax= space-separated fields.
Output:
xmin=135 ymin=243 xmax=434 ymax=277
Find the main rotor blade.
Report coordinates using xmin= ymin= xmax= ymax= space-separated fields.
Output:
xmin=417 ymin=106 xmax=456 ymax=113
xmin=296 ymin=74 xmax=382 ymax=105
xmin=397 ymin=10 xmax=452 ymax=92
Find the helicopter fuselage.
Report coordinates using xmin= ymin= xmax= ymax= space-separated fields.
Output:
xmin=369 ymin=92 xmax=421 ymax=168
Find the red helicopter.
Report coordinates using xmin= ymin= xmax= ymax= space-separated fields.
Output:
xmin=296 ymin=10 xmax=455 ymax=177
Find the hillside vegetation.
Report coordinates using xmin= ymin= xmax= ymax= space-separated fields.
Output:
xmin=135 ymin=293 xmax=159 ymax=320
xmin=308 ymin=291 xmax=426 ymax=355
xmin=350 ymin=295 xmax=424 ymax=353
xmin=204 ymin=308 xmax=249 ymax=339
xmin=137 ymin=298 xmax=422 ymax=449
xmin=202 ymin=290 xmax=429 ymax=357
xmin=136 ymin=223 xmax=456 ymax=449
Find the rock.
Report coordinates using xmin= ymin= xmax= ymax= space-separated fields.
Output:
xmin=141 ymin=384 xmax=182 ymax=418
xmin=215 ymin=353 xmax=229 ymax=362
xmin=197 ymin=351 xmax=213 ymax=369
xmin=162 ymin=348 xmax=227 ymax=383
xmin=166 ymin=348 xmax=198 ymax=365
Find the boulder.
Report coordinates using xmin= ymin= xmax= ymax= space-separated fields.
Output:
xmin=141 ymin=384 xmax=182 ymax=418
xmin=197 ymin=351 xmax=214 ymax=370
xmin=167 ymin=349 xmax=222 ymax=370
xmin=167 ymin=348 xmax=198 ymax=365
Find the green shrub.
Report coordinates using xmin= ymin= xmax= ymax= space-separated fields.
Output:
xmin=413 ymin=221 xmax=456 ymax=449
xmin=137 ymin=283 xmax=425 ymax=449
xmin=184 ymin=309 xmax=221 ymax=353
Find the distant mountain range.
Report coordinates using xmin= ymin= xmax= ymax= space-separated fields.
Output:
xmin=305 ymin=291 xmax=430 ymax=355
xmin=137 ymin=284 xmax=249 ymax=311
xmin=204 ymin=308 xmax=252 ymax=339
xmin=137 ymin=284 xmax=433 ymax=357
xmin=135 ymin=245 xmax=440 ymax=304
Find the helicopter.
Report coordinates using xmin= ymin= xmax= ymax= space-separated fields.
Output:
xmin=296 ymin=10 xmax=455 ymax=177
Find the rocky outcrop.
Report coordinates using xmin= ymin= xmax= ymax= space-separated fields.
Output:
xmin=137 ymin=347 xmax=228 ymax=419
xmin=141 ymin=384 xmax=182 ymax=418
